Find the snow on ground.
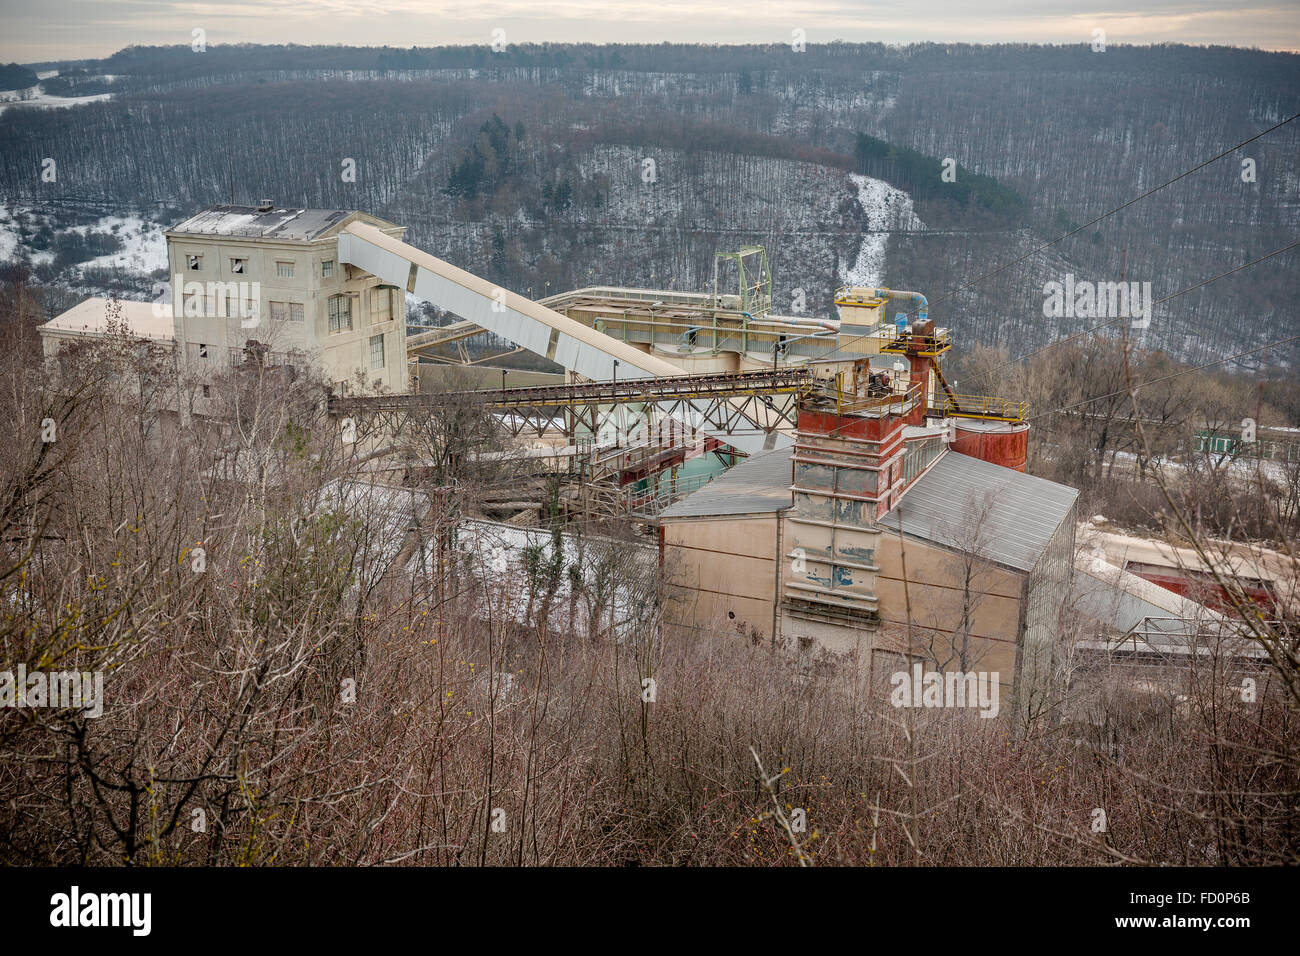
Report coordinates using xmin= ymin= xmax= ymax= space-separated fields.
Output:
xmin=576 ymin=144 xmax=852 ymax=232
xmin=72 ymin=215 xmax=170 ymax=272
xmin=0 ymin=208 xmax=169 ymax=274
xmin=0 ymin=206 xmax=19 ymax=262
xmin=1107 ymin=449 xmax=1292 ymax=486
xmin=0 ymin=207 xmax=54 ymax=265
xmin=0 ymin=80 xmax=114 ymax=117
xmin=841 ymin=173 xmax=924 ymax=289
xmin=408 ymin=518 xmax=659 ymax=639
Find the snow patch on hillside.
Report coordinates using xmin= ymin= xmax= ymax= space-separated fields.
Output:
xmin=0 ymin=206 xmax=20 ymax=261
xmin=0 ymin=75 xmax=116 ymax=117
xmin=74 ymin=216 xmax=169 ymax=272
xmin=0 ymin=207 xmax=168 ymax=281
xmin=841 ymin=173 xmax=923 ymax=288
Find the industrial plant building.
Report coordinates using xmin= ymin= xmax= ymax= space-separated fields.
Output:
xmin=37 ymin=201 xmax=1246 ymax=718
xmin=660 ymin=395 xmax=1079 ymax=710
xmin=40 ymin=204 xmax=410 ymax=399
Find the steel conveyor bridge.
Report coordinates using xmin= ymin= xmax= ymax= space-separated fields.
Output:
xmin=338 ymin=222 xmax=791 ymax=453
xmin=330 ymin=367 xmax=813 ymax=441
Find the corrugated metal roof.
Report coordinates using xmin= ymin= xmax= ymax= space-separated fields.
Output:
xmin=1073 ymin=570 xmax=1179 ymax=635
xmin=659 ymin=447 xmax=793 ymax=519
xmin=879 ymin=452 xmax=1079 ymax=572
xmin=168 ymin=205 xmax=359 ymax=241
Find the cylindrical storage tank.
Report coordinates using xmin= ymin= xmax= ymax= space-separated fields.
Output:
xmin=950 ymin=418 xmax=1029 ymax=472
xmin=651 ymin=345 xmax=737 ymax=374
xmin=739 ymin=350 xmax=811 ymax=372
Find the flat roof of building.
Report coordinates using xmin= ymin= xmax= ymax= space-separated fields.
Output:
xmin=168 ymin=204 xmax=396 ymax=241
xmin=879 ymin=451 xmax=1079 ymax=573
xmin=659 ymin=446 xmax=793 ymax=519
xmin=41 ymin=297 xmax=174 ymax=342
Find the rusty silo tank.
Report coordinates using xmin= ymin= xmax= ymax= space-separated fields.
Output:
xmin=950 ymin=418 xmax=1029 ymax=472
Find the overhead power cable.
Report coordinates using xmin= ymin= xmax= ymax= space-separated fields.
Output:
xmin=985 ymin=239 xmax=1300 ymax=375
xmin=1028 ymin=334 xmax=1300 ymax=423
xmin=816 ymin=111 xmax=1300 ymax=363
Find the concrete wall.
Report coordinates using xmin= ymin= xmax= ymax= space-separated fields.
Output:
xmin=661 ymin=512 xmax=782 ymax=640
xmin=873 ymin=531 xmax=1027 ymax=696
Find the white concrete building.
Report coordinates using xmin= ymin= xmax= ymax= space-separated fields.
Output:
xmin=165 ymin=204 xmax=408 ymax=394
xmin=39 ymin=204 xmax=410 ymax=398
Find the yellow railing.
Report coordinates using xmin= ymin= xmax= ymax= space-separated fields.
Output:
xmin=936 ymin=393 xmax=1029 ymax=422
xmin=877 ymin=327 xmax=952 ymax=355
xmin=833 ymin=286 xmax=885 ymax=306
xmin=825 ymin=380 xmax=923 ymax=415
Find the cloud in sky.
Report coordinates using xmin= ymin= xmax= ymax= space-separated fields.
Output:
xmin=0 ymin=0 xmax=1296 ymax=61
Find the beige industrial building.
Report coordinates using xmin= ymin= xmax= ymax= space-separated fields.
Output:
xmin=166 ymin=204 xmax=409 ymax=394
xmin=40 ymin=204 xmax=410 ymax=398
xmin=661 ymin=442 xmax=1079 ymax=699
xmin=658 ymin=337 xmax=1081 ymax=712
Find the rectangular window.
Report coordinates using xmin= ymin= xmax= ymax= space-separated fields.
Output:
xmin=276 ymin=261 xmax=295 ymax=279
xmin=270 ymin=301 xmax=288 ymax=324
xmin=201 ymin=384 xmax=210 ymax=398
xmin=370 ymin=333 xmax=385 ymax=369
xmin=198 ymin=343 xmax=208 ymax=359
xmin=328 ymin=295 xmax=352 ymax=333
xmin=230 ymin=258 xmax=247 ymax=275
xmin=186 ymin=254 xmax=202 ymax=271
xmin=321 ymin=260 xmax=335 ymax=278
xmin=289 ymin=302 xmax=304 ymax=322
xmin=372 ymin=287 xmax=391 ymax=324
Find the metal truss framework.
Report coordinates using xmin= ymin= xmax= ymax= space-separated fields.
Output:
xmin=330 ymin=367 xmax=813 ymax=442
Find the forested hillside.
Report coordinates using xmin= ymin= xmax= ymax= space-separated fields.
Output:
xmin=0 ymin=41 xmax=1296 ymax=368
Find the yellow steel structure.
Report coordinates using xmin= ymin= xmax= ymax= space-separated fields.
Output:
xmin=877 ymin=326 xmax=952 ymax=358
xmin=933 ymin=393 xmax=1030 ymax=423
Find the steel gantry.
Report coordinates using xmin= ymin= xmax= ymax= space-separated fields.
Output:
xmin=329 ymin=367 xmax=814 ymax=443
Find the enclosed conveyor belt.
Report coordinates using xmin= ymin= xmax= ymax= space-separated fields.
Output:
xmin=339 ymin=222 xmax=789 ymax=453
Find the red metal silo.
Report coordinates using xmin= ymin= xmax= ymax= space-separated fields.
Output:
xmin=950 ymin=419 xmax=1029 ymax=472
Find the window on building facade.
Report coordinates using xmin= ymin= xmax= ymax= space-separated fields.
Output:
xmin=276 ymin=261 xmax=295 ymax=279
xmin=289 ymin=302 xmax=304 ymax=322
xmin=270 ymin=301 xmax=288 ymax=324
xmin=372 ymin=287 xmax=391 ymax=324
xmin=198 ymin=343 xmax=208 ymax=359
xmin=370 ymin=333 xmax=385 ymax=369
xmin=231 ymin=258 xmax=247 ymax=274
xmin=321 ymin=260 xmax=335 ymax=278
xmin=328 ymin=295 xmax=352 ymax=333
xmin=186 ymin=254 xmax=201 ymax=270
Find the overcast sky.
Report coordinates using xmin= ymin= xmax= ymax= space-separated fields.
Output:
xmin=1 ymin=0 xmax=1296 ymax=62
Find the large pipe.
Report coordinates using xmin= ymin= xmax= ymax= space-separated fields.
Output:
xmin=866 ymin=287 xmax=928 ymax=323
xmin=768 ymin=316 xmax=841 ymax=333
